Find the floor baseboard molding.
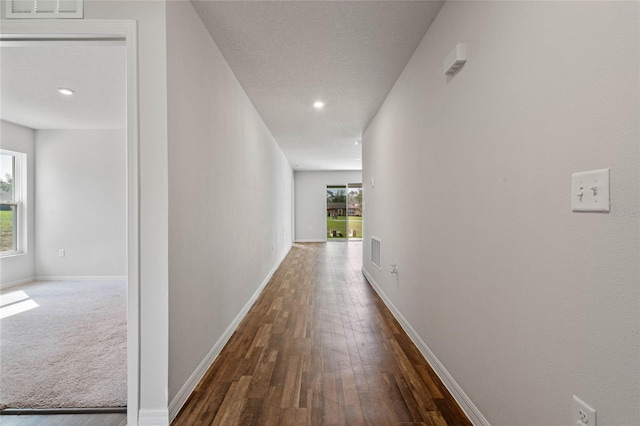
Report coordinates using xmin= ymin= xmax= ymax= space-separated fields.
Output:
xmin=0 ymin=277 xmax=35 ymax=290
xmin=294 ymin=239 xmax=326 ymax=243
xmin=362 ymin=267 xmax=490 ymax=426
xmin=1 ymin=277 xmax=127 ymax=291
xmin=34 ymin=276 xmax=127 ymax=281
xmin=138 ymin=408 xmax=169 ymax=426
xmin=168 ymin=246 xmax=291 ymax=422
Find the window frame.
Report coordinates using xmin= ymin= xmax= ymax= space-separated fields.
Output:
xmin=0 ymin=149 xmax=26 ymax=257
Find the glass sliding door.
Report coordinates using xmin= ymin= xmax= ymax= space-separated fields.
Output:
xmin=327 ymin=186 xmax=347 ymax=239
xmin=326 ymin=183 xmax=363 ymax=241
xmin=346 ymin=183 xmax=362 ymax=240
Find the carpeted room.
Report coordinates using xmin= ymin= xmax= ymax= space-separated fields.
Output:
xmin=0 ymin=42 xmax=128 ymax=414
xmin=0 ymin=279 xmax=127 ymax=409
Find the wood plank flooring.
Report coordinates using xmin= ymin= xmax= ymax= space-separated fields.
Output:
xmin=173 ymin=242 xmax=471 ymax=426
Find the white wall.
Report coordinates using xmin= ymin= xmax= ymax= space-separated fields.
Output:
xmin=83 ymin=2 xmax=170 ymax=420
xmin=0 ymin=120 xmax=35 ymax=287
xmin=165 ymin=0 xmax=293 ymax=414
xmin=362 ymin=2 xmax=639 ymax=425
xmin=34 ymin=129 xmax=126 ymax=278
xmin=294 ymin=170 xmax=362 ymax=242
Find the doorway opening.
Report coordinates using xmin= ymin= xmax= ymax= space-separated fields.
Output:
xmin=0 ymin=20 xmax=139 ymax=426
xmin=0 ymin=38 xmax=127 ymax=414
xmin=326 ymin=183 xmax=362 ymax=241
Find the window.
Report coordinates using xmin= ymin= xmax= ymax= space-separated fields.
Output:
xmin=1 ymin=150 xmax=25 ymax=255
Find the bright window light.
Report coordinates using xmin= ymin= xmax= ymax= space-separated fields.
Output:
xmin=1 ymin=149 xmax=26 ymax=255
xmin=0 ymin=290 xmax=30 ymax=307
xmin=0 ymin=290 xmax=39 ymax=319
xmin=0 ymin=299 xmax=39 ymax=319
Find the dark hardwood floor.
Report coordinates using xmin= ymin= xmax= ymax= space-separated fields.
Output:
xmin=173 ymin=242 xmax=471 ymax=425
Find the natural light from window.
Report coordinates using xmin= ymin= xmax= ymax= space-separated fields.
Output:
xmin=0 ymin=290 xmax=39 ymax=319
xmin=0 ymin=150 xmax=25 ymax=255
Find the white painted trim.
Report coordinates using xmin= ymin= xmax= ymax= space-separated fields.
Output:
xmin=123 ymin=20 xmax=141 ymax=426
xmin=362 ymin=267 xmax=490 ymax=426
xmin=0 ymin=149 xmax=27 ymax=255
xmin=0 ymin=276 xmax=35 ymax=290
xmin=291 ymin=174 xmax=295 ymax=245
xmin=168 ymin=246 xmax=291 ymax=422
xmin=0 ymin=249 xmax=25 ymax=259
xmin=138 ymin=409 xmax=169 ymax=426
xmin=33 ymin=276 xmax=127 ymax=281
xmin=1 ymin=276 xmax=127 ymax=289
xmin=294 ymin=239 xmax=326 ymax=243
xmin=1 ymin=19 xmax=141 ymax=426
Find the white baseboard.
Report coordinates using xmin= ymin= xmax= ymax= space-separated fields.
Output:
xmin=138 ymin=409 xmax=169 ymax=426
xmin=168 ymin=247 xmax=291 ymax=422
xmin=361 ymin=267 xmax=490 ymax=426
xmin=1 ymin=276 xmax=127 ymax=290
xmin=0 ymin=276 xmax=35 ymax=290
xmin=34 ymin=276 xmax=127 ymax=281
xmin=294 ymin=239 xmax=326 ymax=243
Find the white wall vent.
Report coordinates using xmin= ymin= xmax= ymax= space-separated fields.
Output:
xmin=6 ymin=0 xmax=83 ymax=18
xmin=371 ymin=237 xmax=381 ymax=270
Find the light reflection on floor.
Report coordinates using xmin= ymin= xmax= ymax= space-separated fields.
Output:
xmin=0 ymin=290 xmax=39 ymax=319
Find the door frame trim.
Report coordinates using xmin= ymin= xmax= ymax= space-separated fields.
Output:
xmin=0 ymin=19 xmax=141 ymax=426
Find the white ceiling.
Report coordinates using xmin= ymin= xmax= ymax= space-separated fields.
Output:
xmin=0 ymin=43 xmax=126 ymax=130
xmin=0 ymin=1 xmax=444 ymax=171
xmin=191 ymin=0 xmax=444 ymax=171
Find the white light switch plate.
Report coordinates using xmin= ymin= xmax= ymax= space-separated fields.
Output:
xmin=571 ymin=169 xmax=610 ymax=212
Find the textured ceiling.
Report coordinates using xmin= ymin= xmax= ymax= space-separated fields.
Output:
xmin=0 ymin=2 xmax=443 ymax=170
xmin=0 ymin=43 xmax=126 ymax=130
xmin=191 ymin=0 xmax=444 ymax=171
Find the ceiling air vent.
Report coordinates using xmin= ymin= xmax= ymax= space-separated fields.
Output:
xmin=6 ymin=0 xmax=83 ymax=18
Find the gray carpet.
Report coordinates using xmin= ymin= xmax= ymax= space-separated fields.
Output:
xmin=0 ymin=280 xmax=127 ymax=409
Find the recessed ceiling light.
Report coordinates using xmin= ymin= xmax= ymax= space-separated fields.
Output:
xmin=57 ymin=88 xmax=75 ymax=96
xmin=313 ymin=101 xmax=324 ymax=109
xmin=355 ymin=140 xmax=360 ymax=145
xmin=356 ymin=158 xmax=361 ymax=161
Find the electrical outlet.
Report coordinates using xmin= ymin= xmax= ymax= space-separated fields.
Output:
xmin=58 ymin=249 xmax=65 ymax=258
xmin=390 ymin=263 xmax=399 ymax=286
xmin=573 ymin=395 xmax=596 ymax=426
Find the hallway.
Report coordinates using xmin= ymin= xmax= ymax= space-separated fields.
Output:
xmin=173 ymin=242 xmax=470 ymax=425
